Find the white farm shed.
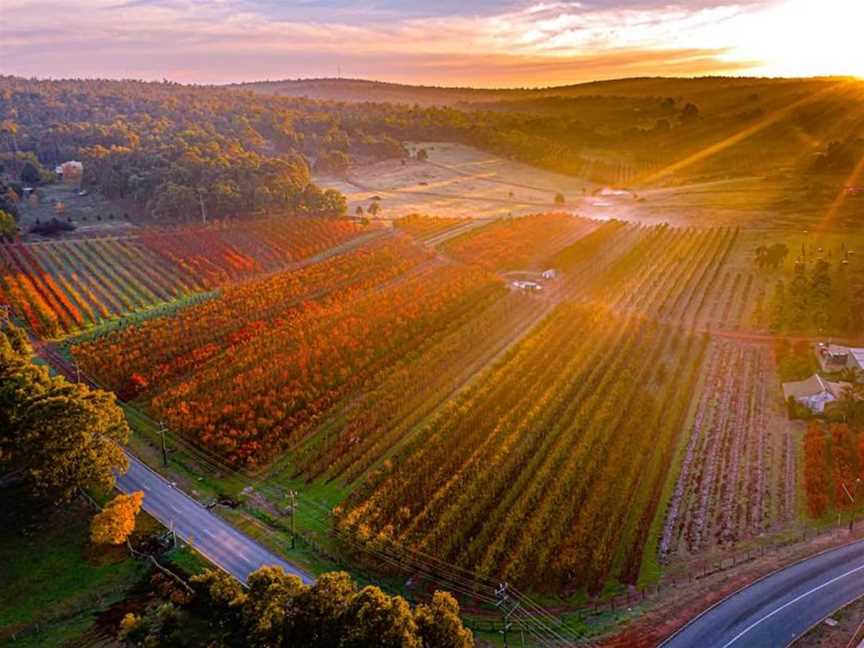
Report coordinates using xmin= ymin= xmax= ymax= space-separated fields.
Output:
xmin=817 ymin=344 xmax=864 ymax=372
xmin=782 ymin=374 xmax=850 ymax=414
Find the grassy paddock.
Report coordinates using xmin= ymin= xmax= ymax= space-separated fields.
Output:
xmin=0 ymin=485 xmax=147 ymax=645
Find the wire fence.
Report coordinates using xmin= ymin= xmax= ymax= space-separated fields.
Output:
xmin=578 ymin=523 xmax=861 ymax=618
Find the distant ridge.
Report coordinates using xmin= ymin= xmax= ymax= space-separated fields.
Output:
xmin=231 ymin=75 xmax=850 ymax=107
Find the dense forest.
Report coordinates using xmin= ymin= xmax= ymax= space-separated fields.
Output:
xmin=246 ymin=76 xmax=864 ymax=187
xmin=2 ymin=76 xmax=863 ymax=224
xmin=0 ymin=77 xmax=402 ymax=222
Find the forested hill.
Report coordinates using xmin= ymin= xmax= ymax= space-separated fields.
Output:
xmin=2 ymin=75 xmax=863 ymax=224
xmin=237 ymin=76 xmax=864 ymax=188
xmin=235 ymin=75 xmax=852 ymax=107
xmin=0 ymin=77 xmax=407 ymax=223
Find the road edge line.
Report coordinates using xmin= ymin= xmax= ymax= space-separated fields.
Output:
xmin=119 ymin=453 xmax=314 ymax=584
xmin=658 ymin=532 xmax=864 ymax=646
xmin=781 ymin=590 xmax=864 ymax=648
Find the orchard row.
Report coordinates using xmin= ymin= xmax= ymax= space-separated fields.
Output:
xmin=0 ymin=217 xmax=369 ymax=337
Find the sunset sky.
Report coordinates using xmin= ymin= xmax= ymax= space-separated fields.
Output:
xmin=3 ymin=0 xmax=864 ymax=86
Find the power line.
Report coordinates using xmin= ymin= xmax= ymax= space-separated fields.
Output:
xmin=49 ymin=351 xmax=585 ymax=646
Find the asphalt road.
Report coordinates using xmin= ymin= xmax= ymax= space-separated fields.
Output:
xmin=663 ymin=538 xmax=864 ymax=647
xmin=117 ymin=454 xmax=313 ymax=585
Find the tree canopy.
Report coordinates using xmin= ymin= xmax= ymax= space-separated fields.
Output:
xmin=0 ymin=323 xmax=129 ymax=501
xmin=121 ymin=566 xmax=474 ymax=648
xmin=0 ymin=208 xmax=16 ymax=240
xmin=91 ymin=491 xmax=144 ymax=545
xmin=3 ymin=76 xmax=863 ymax=204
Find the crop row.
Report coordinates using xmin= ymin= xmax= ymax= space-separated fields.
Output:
xmin=294 ymin=289 xmax=547 ymax=485
xmin=335 ymin=305 xmax=706 ymax=592
xmin=393 ymin=214 xmax=467 ymax=240
xmin=0 ymin=217 xmax=368 ymax=337
xmin=441 ymin=213 xmax=596 ymax=271
xmin=659 ymin=340 xmax=791 ymax=558
xmin=73 ymin=236 xmax=431 ymax=393
xmin=73 ymin=237 xmax=505 ymax=467
xmin=580 ymin=224 xmax=738 ymax=327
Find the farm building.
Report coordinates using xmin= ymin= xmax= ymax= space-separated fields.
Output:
xmin=512 ymin=280 xmax=542 ymax=292
xmin=817 ymin=343 xmax=864 ymax=372
xmin=782 ymin=374 xmax=850 ymax=414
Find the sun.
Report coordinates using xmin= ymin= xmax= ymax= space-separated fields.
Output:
xmin=724 ymin=0 xmax=864 ymax=78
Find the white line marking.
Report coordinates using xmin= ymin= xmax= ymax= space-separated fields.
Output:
xmin=721 ymin=562 xmax=864 ymax=648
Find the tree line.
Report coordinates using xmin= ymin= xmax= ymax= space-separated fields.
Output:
xmin=120 ymin=567 xmax=473 ymax=648
xmin=5 ymin=76 xmax=862 ymax=227
xmin=767 ymin=245 xmax=864 ymax=336
xmin=0 ymin=321 xmax=129 ymax=501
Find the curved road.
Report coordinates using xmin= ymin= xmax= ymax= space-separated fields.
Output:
xmin=663 ymin=539 xmax=864 ymax=647
xmin=117 ymin=454 xmax=313 ymax=585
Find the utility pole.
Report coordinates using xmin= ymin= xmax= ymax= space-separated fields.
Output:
xmin=842 ymin=478 xmax=861 ymax=533
xmin=495 ymin=583 xmax=520 ymax=648
xmin=73 ymin=358 xmax=80 ymax=384
xmin=288 ymin=490 xmax=297 ymax=549
xmin=159 ymin=420 xmax=168 ymax=467
xmin=197 ymin=189 xmax=207 ymax=225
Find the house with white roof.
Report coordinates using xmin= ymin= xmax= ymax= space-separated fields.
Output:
xmin=782 ymin=374 xmax=851 ymax=414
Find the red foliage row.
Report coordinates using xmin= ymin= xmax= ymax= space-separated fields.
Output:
xmin=803 ymin=421 xmax=864 ymax=518
xmin=74 ymin=237 xmax=503 ymax=467
xmin=441 ymin=213 xmax=593 ymax=271
xmin=0 ymin=217 xmax=370 ymax=336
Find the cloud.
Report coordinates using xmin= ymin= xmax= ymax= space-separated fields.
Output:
xmin=0 ymin=0 xmax=780 ymax=85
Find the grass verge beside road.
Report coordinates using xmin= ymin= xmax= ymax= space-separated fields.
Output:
xmin=0 ymin=485 xmax=147 ymax=647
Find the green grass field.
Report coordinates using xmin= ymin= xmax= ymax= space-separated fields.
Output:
xmin=0 ymin=486 xmax=147 ymax=647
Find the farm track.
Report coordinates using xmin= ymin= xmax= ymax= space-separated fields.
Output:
xmin=422 ymin=159 xmax=579 ymax=196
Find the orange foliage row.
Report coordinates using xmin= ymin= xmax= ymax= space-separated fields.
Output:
xmin=74 ymin=237 xmax=431 ymax=393
xmin=137 ymin=217 xmax=369 ymax=288
xmin=803 ymin=421 xmax=864 ymax=518
xmin=0 ymin=245 xmax=62 ymax=336
xmin=336 ymin=305 xmax=704 ymax=592
xmin=804 ymin=423 xmax=830 ymax=517
xmin=393 ymin=214 xmax=466 ymax=239
xmin=441 ymin=213 xmax=594 ymax=271
xmin=74 ymin=237 xmax=502 ymax=467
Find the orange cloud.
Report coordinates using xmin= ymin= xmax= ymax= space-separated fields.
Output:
xmin=0 ymin=0 xmax=803 ymax=85
xmin=407 ymin=48 xmax=757 ymax=86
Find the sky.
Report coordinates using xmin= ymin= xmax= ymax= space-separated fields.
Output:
xmin=2 ymin=0 xmax=864 ymax=87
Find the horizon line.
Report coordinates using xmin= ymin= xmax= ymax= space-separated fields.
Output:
xmin=1 ymin=72 xmax=859 ymax=93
